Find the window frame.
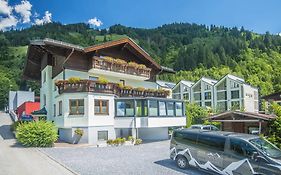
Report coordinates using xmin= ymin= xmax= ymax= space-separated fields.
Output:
xmin=94 ymin=99 xmax=109 ymax=115
xmin=69 ymin=99 xmax=84 ymax=115
xmin=98 ymin=131 xmax=108 ymax=141
xmin=58 ymin=101 xmax=62 ymax=116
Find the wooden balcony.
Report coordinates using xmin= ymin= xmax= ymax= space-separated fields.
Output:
xmin=55 ymin=80 xmax=169 ymax=98
xmin=92 ymin=56 xmax=151 ymax=78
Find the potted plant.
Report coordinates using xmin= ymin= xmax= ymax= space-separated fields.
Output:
xmin=73 ymin=128 xmax=84 ymax=144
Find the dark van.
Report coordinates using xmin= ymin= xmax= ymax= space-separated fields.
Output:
xmin=170 ymin=129 xmax=281 ymax=175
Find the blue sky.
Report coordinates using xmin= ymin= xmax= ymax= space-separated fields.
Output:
xmin=2 ymin=0 xmax=281 ymax=33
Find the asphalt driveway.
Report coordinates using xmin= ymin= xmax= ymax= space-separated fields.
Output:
xmin=40 ymin=140 xmax=206 ymax=175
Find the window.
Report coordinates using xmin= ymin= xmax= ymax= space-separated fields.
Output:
xmin=89 ymin=76 xmax=98 ymax=81
xmin=159 ymin=101 xmax=167 ymax=116
xmin=217 ymin=101 xmax=227 ymax=112
xmin=231 ymin=81 xmax=239 ymax=89
xmin=69 ymin=99 xmax=84 ymax=115
xmin=98 ymin=131 xmax=108 ymax=141
xmin=183 ymin=93 xmax=189 ymax=100
xmin=172 ymin=94 xmax=181 ymax=100
xmin=149 ymin=100 xmax=158 ymax=116
xmin=167 ymin=102 xmax=174 ymax=116
xmin=193 ymin=83 xmax=201 ymax=92
xmin=204 ymin=84 xmax=211 ymax=90
xmin=43 ymin=94 xmax=46 ymax=106
xmin=136 ymin=100 xmax=147 ymax=117
xmin=194 ymin=93 xmax=201 ymax=101
xmin=116 ymin=100 xmax=134 ymax=117
xmin=204 ymin=92 xmax=211 ymax=100
xmin=59 ymin=101 xmax=62 ymax=115
xmin=175 ymin=102 xmax=183 ymax=116
xmin=231 ymin=101 xmax=240 ymax=110
xmin=217 ymin=91 xmax=227 ymax=100
xmin=197 ymin=134 xmax=225 ymax=151
xmin=173 ymin=131 xmax=198 ymax=145
xmin=217 ymin=81 xmax=226 ymax=90
xmin=183 ymin=86 xmax=188 ymax=92
xmin=95 ymin=100 xmax=109 ymax=115
xmin=231 ymin=90 xmax=240 ymax=99
xmin=230 ymin=138 xmax=256 ymax=157
xmin=173 ymin=86 xmax=180 ymax=93
xmin=205 ymin=101 xmax=211 ymax=107
xmin=43 ymin=71 xmax=46 ymax=83
xmin=53 ymin=104 xmax=56 ymax=117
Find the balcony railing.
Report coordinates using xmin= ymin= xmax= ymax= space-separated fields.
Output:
xmin=56 ymin=80 xmax=169 ymax=98
xmin=92 ymin=56 xmax=151 ymax=78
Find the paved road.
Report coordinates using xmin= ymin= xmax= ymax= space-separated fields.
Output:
xmin=0 ymin=112 xmax=74 ymax=175
xmin=41 ymin=140 xmax=206 ymax=175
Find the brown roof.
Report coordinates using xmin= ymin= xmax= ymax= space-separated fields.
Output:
xmin=209 ymin=111 xmax=276 ymax=121
xmin=261 ymin=91 xmax=281 ymax=101
xmin=84 ymin=38 xmax=161 ymax=70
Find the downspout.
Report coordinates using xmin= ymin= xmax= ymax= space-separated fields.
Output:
xmin=62 ymin=48 xmax=75 ymax=80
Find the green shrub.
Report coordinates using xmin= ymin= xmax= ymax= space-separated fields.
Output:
xmin=107 ymin=139 xmax=114 ymax=145
xmin=120 ymin=138 xmax=126 ymax=144
xmin=113 ymin=138 xmax=121 ymax=146
xmin=10 ymin=121 xmax=22 ymax=132
xmin=16 ymin=121 xmax=58 ymax=147
xmin=74 ymin=128 xmax=84 ymax=136
xmin=135 ymin=138 xmax=142 ymax=145
xmin=127 ymin=136 xmax=135 ymax=143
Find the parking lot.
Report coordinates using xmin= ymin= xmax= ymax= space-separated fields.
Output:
xmin=40 ymin=140 xmax=206 ymax=175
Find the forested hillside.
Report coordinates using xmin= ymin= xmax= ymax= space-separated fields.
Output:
xmin=1 ymin=22 xmax=281 ymax=108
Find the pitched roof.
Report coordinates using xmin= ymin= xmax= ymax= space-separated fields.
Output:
xmin=201 ymin=77 xmax=218 ymax=85
xmin=156 ymin=80 xmax=176 ymax=89
xmin=209 ymin=111 xmax=276 ymax=121
xmin=180 ymin=80 xmax=194 ymax=87
xmin=84 ymin=37 xmax=161 ymax=69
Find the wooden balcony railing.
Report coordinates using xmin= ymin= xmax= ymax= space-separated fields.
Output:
xmin=55 ymin=80 xmax=169 ymax=98
xmin=92 ymin=56 xmax=151 ymax=78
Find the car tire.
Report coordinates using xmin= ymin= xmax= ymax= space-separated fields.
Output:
xmin=176 ymin=155 xmax=188 ymax=169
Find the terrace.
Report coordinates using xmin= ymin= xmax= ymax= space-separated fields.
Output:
xmin=55 ymin=79 xmax=170 ymax=98
xmin=92 ymin=56 xmax=151 ymax=78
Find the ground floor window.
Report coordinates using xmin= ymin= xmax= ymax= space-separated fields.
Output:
xmin=167 ymin=102 xmax=174 ymax=116
xmin=98 ymin=131 xmax=108 ymax=141
xmin=116 ymin=100 xmax=134 ymax=117
xmin=149 ymin=100 xmax=158 ymax=116
xmin=59 ymin=101 xmax=62 ymax=116
xmin=95 ymin=100 xmax=109 ymax=115
xmin=69 ymin=99 xmax=84 ymax=115
xmin=175 ymin=102 xmax=183 ymax=116
xmin=136 ymin=100 xmax=148 ymax=117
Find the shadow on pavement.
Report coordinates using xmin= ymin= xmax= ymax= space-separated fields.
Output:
xmin=0 ymin=125 xmax=15 ymax=140
xmin=154 ymin=159 xmax=211 ymax=175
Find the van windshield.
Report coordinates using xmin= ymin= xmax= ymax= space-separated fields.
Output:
xmin=249 ymin=138 xmax=281 ymax=159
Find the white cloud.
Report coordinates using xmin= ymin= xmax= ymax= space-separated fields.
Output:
xmin=88 ymin=17 xmax=103 ymax=27
xmin=14 ymin=0 xmax=32 ymax=23
xmin=34 ymin=11 xmax=52 ymax=25
xmin=0 ymin=0 xmax=13 ymax=15
xmin=0 ymin=15 xmax=18 ymax=30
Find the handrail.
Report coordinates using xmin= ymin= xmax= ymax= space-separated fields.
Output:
xmin=9 ymin=110 xmax=18 ymax=122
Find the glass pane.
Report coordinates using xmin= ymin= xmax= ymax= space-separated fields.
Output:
xmin=116 ymin=101 xmax=125 ymax=116
xmin=173 ymin=86 xmax=180 ymax=93
xmin=167 ymin=102 xmax=174 ymax=116
xmin=175 ymin=102 xmax=183 ymax=116
xmin=217 ymin=81 xmax=226 ymax=90
xmin=136 ymin=100 xmax=143 ymax=117
xmin=231 ymin=90 xmax=239 ymax=99
xmin=78 ymin=99 xmax=84 ymax=106
xmin=125 ymin=100 xmax=134 ymax=116
xmin=78 ymin=106 xmax=84 ymax=114
xmin=159 ymin=101 xmax=167 ymax=116
xmin=70 ymin=107 xmax=76 ymax=114
xmin=204 ymin=92 xmax=211 ymax=100
xmin=193 ymin=83 xmax=201 ymax=92
xmin=143 ymin=100 xmax=148 ymax=116
xmin=98 ymin=131 xmax=108 ymax=141
xmin=231 ymin=101 xmax=240 ymax=110
xmin=205 ymin=101 xmax=211 ymax=107
xmin=70 ymin=100 xmax=76 ymax=107
xmin=194 ymin=93 xmax=201 ymax=101
xmin=217 ymin=101 xmax=227 ymax=112
xmin=183 ymin=93 xmax=189 ymax=100
xmin=217 ymin=91 xmax=227 ymax=100
xmin=172 ymin=94 xmax=181 ymax=99
xmin=149 ymin=100 xmax=158 ymax=116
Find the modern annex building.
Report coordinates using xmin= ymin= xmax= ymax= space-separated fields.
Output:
xmin=172 ymin=74 xmax=259 ymax=113
xmin=23 ymin=38 xmax=186 ymax=145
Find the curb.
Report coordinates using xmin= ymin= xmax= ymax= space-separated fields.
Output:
xmin=37 ymin=149 xmax=80 ymax=175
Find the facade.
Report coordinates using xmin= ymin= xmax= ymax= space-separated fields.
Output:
xmin=172 ymin=80 xmax=194 ymax=102
xmin=172 ymin=74 xmax=259 ymax=113
xmin=9 ymin=91 xmax=35 ymax=112
xmin=23 ymin=38 xmax=186 ymax=145
xmin=191 ymin=77 xmax=217 ymax=108
xmin=214 ymin=74 xmax=259 ymax=113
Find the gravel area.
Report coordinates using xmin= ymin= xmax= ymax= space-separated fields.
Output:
xmin=40 ymin=140 xmax=206 ymax=175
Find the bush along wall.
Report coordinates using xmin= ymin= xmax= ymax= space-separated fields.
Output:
xmin=16 ymin=121 xmax=58 ymax=147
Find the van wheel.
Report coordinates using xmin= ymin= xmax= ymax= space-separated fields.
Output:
xmin=176 ymin=155 xmax=188 ymax=169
